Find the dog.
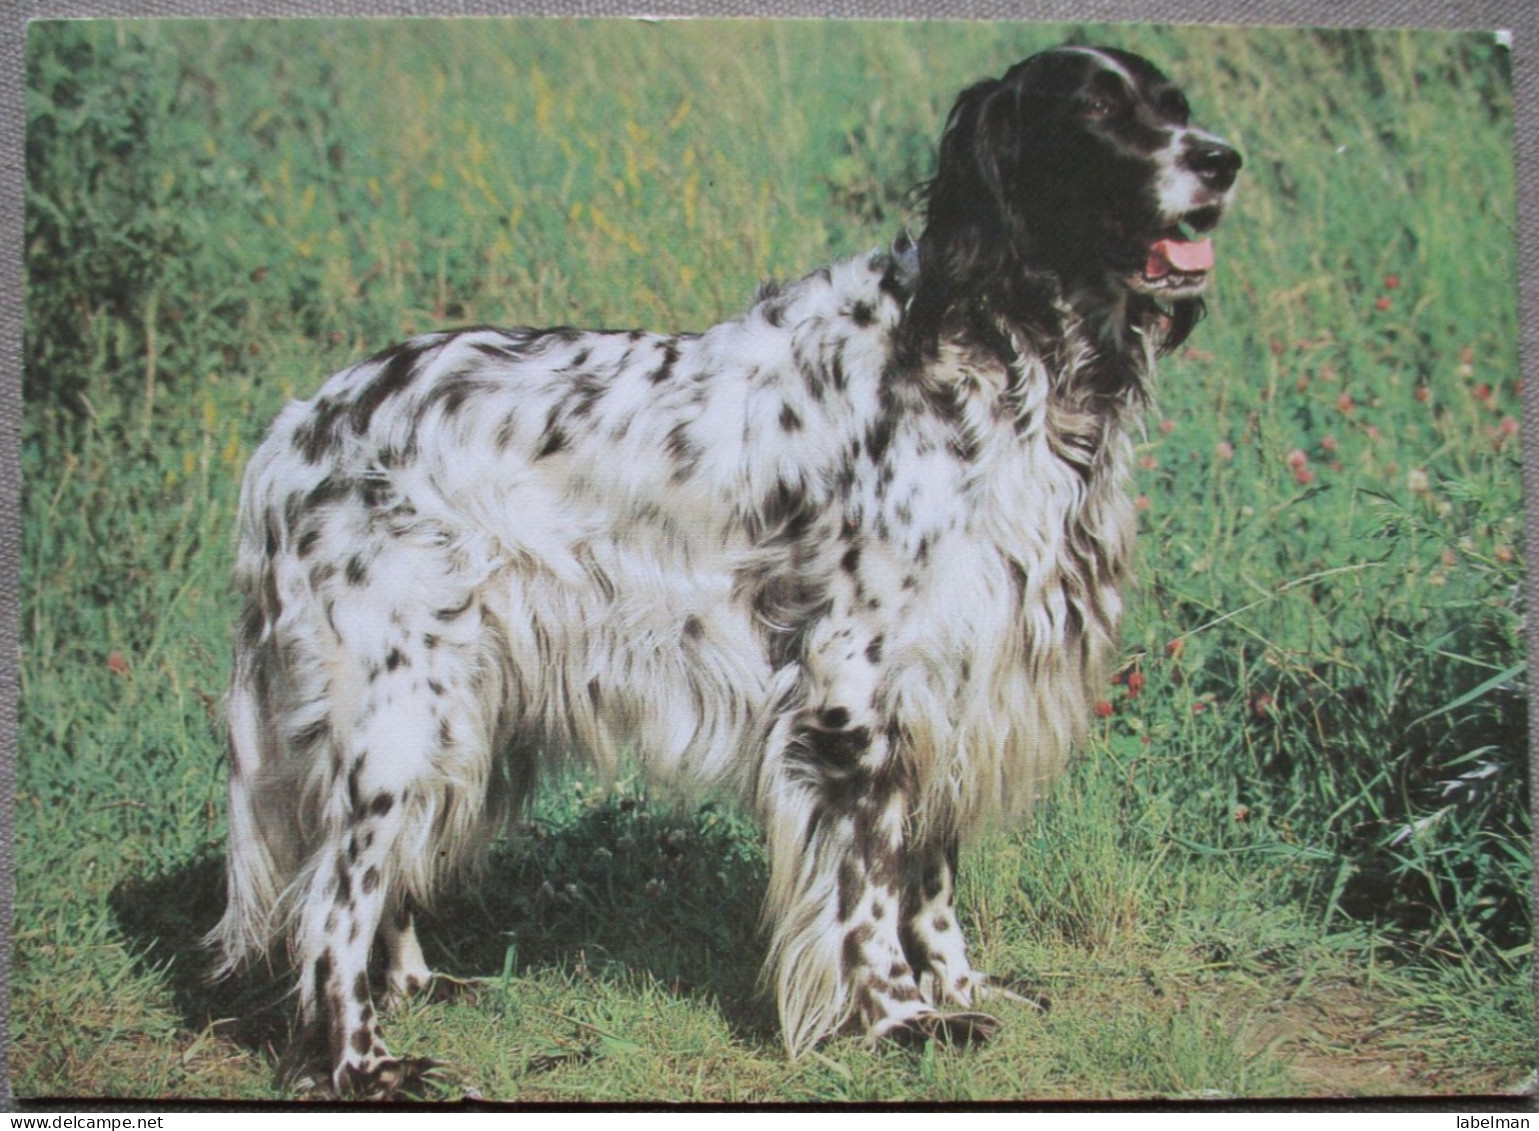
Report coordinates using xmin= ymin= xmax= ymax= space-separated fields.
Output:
xmin=208 ymin=45 xmax=1240 ymax=1096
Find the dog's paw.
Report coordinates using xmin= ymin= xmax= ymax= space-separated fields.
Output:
xmin=277 ymin=1026 xmax=445 ymax=1101
xmin=884 ymin=1009 xmax=1002 ymax=1048
xmin=336 ymin=1055 xmax=444 ymax=1100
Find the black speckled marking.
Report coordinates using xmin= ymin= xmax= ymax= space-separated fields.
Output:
xmin=818 ymin=706 xmax=852 ymax=730
xmin=535 ymin=425 xmax=570 ymax=460
xmin=350 ymin=340 xmax=432 ymax=436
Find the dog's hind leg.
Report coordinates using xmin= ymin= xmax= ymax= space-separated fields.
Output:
xmin=286 ymin=574 xmax=503 ymax=1097
xmin=290 ymin=799 xmax=440 ymax=1098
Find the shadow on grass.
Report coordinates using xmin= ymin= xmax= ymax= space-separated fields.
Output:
xmin=108 ymin=793 xmax=776 ymax=1065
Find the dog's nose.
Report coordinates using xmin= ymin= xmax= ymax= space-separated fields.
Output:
xmin=1188 ymin=143 xmax=1242 ymax=192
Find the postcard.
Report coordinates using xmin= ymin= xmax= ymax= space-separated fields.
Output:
xmin=15 ymin=17 xmax=1531 ymax=1101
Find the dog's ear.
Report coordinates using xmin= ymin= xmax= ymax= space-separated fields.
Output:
xmin=907 ymin=78 xmax=1028 ymax=352
xmin=928 ymin=77 xmax=1014 ymax=232
xmin=907 ymin=70 xmax=1078 ymax=358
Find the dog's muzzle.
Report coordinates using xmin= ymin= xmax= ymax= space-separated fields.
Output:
xmin=1133 ymin=138 xmax=1241 ymax=297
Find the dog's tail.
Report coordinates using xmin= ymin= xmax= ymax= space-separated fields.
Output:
xmin=204 ymin=609 xmax=298 ymax=979
xmin=206 ymin=428 xmax=320 ymax=978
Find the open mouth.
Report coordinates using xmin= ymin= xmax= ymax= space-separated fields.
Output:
xmin=1130 ymin=208 xmax=1224 ymax=296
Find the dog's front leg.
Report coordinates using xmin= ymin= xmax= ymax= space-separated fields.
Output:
xmin=758 ymin=706 xmax=920 ymax=1054
xmin=759 ymin=705 xmax=1000 ymax=1054
xmin=899 ymin=834 xmax=980 ymax=1009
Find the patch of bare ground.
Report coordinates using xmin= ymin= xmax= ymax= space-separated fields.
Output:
xmin=1243 ymin=978 xmax=1533 ymax=1098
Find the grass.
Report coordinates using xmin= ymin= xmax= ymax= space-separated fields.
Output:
xmin=16 ymin=18 xmax=1533 ymax=1101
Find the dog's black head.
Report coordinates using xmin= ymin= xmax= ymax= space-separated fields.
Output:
xmin=907 ymin=46 xmax=1241 ymax=361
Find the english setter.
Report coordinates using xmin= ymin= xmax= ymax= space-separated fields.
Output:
xmin=209 ymin=45 xmax=1240 ymax=1096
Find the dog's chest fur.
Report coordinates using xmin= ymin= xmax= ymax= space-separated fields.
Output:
xmin=248 ymin=243 xmax=1136 ymax=829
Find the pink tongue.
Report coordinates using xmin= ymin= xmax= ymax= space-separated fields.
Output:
xmin=1145 ymin=237 xmax=1214 ymax=278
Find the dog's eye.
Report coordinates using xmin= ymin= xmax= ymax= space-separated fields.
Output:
xmin=1084 ymin=93 xmax=1120 ymax=119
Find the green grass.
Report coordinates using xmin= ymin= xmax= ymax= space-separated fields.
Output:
xmin=17 ymin=19 xmax=1532 ymax=1100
